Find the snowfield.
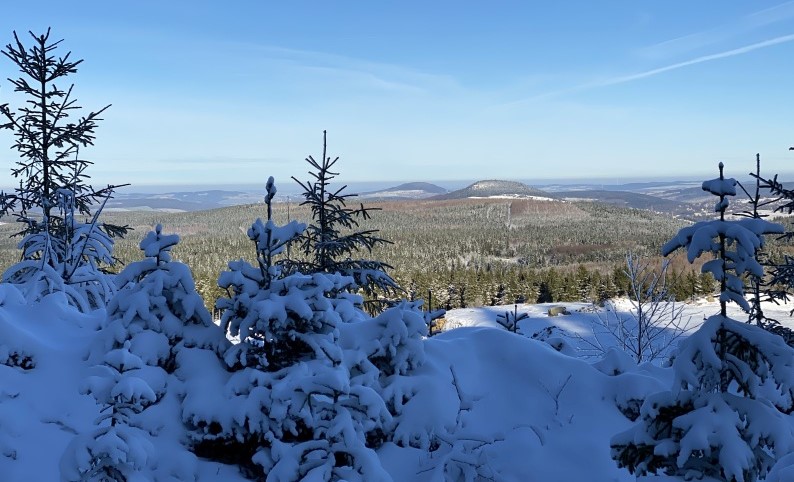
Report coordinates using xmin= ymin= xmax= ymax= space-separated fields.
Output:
xmin=4 ymin=285 xmax=793 ymax=481
xmin=443 ymin=298 xmax=794 ymax=357
xmin=468 ymin=194 xmax=557 ymax=201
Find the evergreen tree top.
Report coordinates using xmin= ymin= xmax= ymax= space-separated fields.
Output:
xmin=286 ymin=131 xmax=398 ymax=301
xmin=140 ymin=224 xmax=179 ymax=264
xmin=0 ymin=28 xmax=121 ymax=219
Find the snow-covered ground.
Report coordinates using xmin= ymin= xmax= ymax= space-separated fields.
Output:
xmin=2 ymin=292 xmax=793 ymax=481
xmin=444 ymin=298 xmax=794 ymax=353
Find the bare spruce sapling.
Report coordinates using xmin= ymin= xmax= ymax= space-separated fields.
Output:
xmin=287 ymin=130 xmax=399 ymax=305
xmin=0 ymin=29 xmax=128 ymax=309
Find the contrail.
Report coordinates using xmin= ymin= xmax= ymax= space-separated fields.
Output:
xmin=502 ymin=33 xmax=794 ymax=107
xmin=599 ymin=33 xmax=794 ymax=87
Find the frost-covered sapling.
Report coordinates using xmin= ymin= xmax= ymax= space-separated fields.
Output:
xmin=217 ymin=176 xmax=311 ymax=371
xmin=61 ymin=342 xmax=158 ymax=481
xmin=662 ymin=163 xmax=783 ymax=316
xmin=0 ymin=29 xmax=128 ymax=311
xmin=190 ymin=178 xmax=397 ymax=480
xmin=746 ymin=156 xmax=794 ymax=342
xmin=734 ymin=154 xmax=774 ymax=326
xmin=64 ymin=224 xmax=225 ymax=480
xmin=101 ymin=224 xmax=227 ymax=372
xmin=612 ymin=163 xmax=794 ymax=482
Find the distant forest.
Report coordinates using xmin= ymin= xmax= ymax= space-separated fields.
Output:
xmin=0 ymin=194 xmax=756 ymax=314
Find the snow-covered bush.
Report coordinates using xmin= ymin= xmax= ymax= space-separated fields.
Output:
xmin=61 ymin=342 xmax=158 ymax=481
xmin=612 ymin=316 xmax=794 ymax=481
xmin=186 ymin=178 xmax=426 ymax=480
xmin=341 ymin=300 xmax=428 ymax=444
xmin=215 ymin=260 xmax=389 ymax=479
xmin=62 ymin=224 xmax=229 ymax=481
xmin=612 ymin=164 xmax=794 ymax=481
xmin=96 ymin=224 xmax=228 ymax=372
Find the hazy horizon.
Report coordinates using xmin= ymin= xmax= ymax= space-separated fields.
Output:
xmin=29 ymin=170 xmax=787 ymax=196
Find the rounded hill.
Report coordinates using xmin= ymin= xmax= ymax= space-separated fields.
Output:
xmin=431 ymin=180 xmax=554 ymax=200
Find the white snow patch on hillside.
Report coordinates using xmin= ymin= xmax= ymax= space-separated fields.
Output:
xmin=468 ymin=194 xmax=556 ymax=201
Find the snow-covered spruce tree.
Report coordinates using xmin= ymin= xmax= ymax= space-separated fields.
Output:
xmin=343 ymin=299 xmax=428 ymax=448
xmin=746 ymin=158 xmax=794 ymax=342
xmin=611 ymin=162 xmax=794 ymax=482
xmin=61 ymin=341 xmax=158 ymax=481
xmin=285 ymin=131 xmax=398 ymax=305
xmin=186 ymin=178 xmax=399 ymax=480
xmin=663 ymin=163 xmax=783 ymax=316
xmin=100 ymin=224 xmax=229 ymax=373
xmin=0 ymin=29 xmax=128 ymax=310
xmin=65 ymin=225 xmax=227 ymax=480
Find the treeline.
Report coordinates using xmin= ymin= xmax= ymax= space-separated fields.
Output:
xmin=0 ymin=196 xmax=752 ymax=313
xmin=398 ymin=260 xmax=717 ymax=311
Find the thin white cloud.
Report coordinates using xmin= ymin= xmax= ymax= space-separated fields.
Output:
xmin=500 ymin=33 xmax=794 ymax=108
xmin=601 ymin=33 xmax=794 ymax=86
xmin=748 ymin=0 xmax=794 ymax=25
xmin=224 ymin=43 xmax=463 ymax=96
xmin=640 ymin=1 xmax=794 ymax=59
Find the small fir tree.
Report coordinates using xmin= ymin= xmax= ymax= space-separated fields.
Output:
xmin=495 ymin=304 xmax=528 ymax=334
xmin=0 ymin=29 xmax=128 ymax=310
xmin=100 ymin=224 xmax=228 ymax=372
xmin=61 ymin=341 xmax=158 ymax=481
xmin=746 ymin=157 xmax=794 ymax=342
xmin=286 ymin=131 xmax=398 ymax=302
xmin=662 ymin=162 xmax=783 ymax=316
xmin=64 ymin=225 xmax=227 ymax=480
xmin=612 ymin=163 xmax=794 ymax=482
xmin=189 ymin=178 xmax=417 ymax=481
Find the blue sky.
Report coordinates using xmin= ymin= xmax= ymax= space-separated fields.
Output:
xmin=0 ymin=1 xmax=793 ymax=187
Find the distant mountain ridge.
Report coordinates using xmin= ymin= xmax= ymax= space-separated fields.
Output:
xmin=107 ymin=189 xmax=262 ymax=212
xmin=358 ymin=182 xmax=448 ymax=200
xmin=555 ymin=189 xmax=695 ymax=216
xmin=99 ymin=177 xmax=768 ymax=219
xmin=431 ymin=180 xmax=554 ymax=200
xmin=554 ymin=189 xmax=686 ymax=211
xmin=382 ymin=182 xmax=447 ymax=193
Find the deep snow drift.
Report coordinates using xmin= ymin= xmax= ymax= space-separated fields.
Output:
xmin=1 ymin=290 xmax=793 ymax=481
